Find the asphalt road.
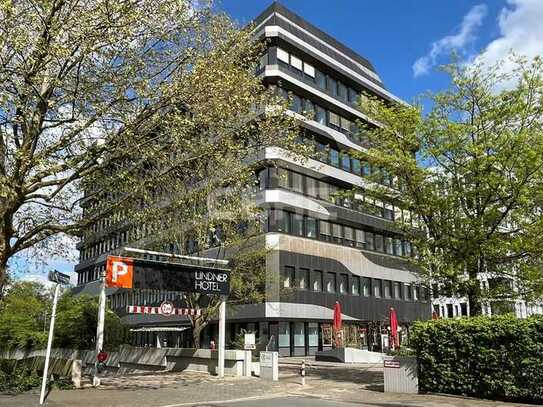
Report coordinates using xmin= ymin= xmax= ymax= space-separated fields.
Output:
xmin=192 ymin=396 xmax=366 ymax=407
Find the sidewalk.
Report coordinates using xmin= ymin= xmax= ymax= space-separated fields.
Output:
xmin=0 ymin=365 xmax=534 ymax=407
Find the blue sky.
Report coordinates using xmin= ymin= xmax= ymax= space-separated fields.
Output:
xmin=16 ymin=0 xmax=543 ymax=285
xmin=218 ymin=0 xmax=543 ymax=104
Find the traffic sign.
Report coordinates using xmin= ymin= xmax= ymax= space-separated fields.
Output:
xmin=244 ymin=333 xmax=256 ymax=350
xmin=48 ymin=270 xmax=71 ymax=285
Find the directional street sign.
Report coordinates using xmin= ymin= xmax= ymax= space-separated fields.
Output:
xmin=48 ymin=270 xmax=71 ymax=285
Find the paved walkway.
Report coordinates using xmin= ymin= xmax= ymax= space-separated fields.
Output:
xmin=0 ymin=363 xmax=534 ymax=407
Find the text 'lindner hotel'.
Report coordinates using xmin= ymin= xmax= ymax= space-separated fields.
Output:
xmin=74 ymin=2 xmax=431 ymax=356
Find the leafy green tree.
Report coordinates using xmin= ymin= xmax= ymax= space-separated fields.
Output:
xmin=54 ymin=293 xmax=126 ymax=350
xmin=0 ymin=0 xmax=299 ymax=291
xmin=356 ymin=55 xmax=543 ymax=315
xmin=0 ymin=281 xmax=50 ymax=350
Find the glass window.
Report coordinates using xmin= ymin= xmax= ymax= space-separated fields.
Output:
xmin=258 ymin=168 xmax=268 ymax=190
xmin=403 ymin=241 xmax=412 ymax=257
xmin=291 ymin=213 xmax=304 ymax=236
xmin=365 ymin=232 xmax=374 ymax=251
xmin=384 ymin=280 xmax=392 ymax=298
xmin=326 ymin=272 xmax=336 ymax=293
xmin=308 ymin=323 xmax=318 ymax=346
xmin=384 ymin=205 xmax=395 ymax=221
xmin=350 ymin=121 xmax=360 ymax=137
xmin=278 ymin=321 xmax=290 ymax=347
xmin=277 ymin=167 xmax=289 ymax=188
xmin=339 ymin=274 xmax=348 ymax=294
xmin=282 ymin=266 xmax=295 ymax=288
xmin=332 ymin=223 xmax=342 ymax=243
xmin=306 ymin=177 xmax=317 ymax=197
xmin=404 ymin=283 xmax=412 ymax=301
xmin=290 ymin=55 xmax=303 ymax=71
xmin=318 ymin=181 xmax=330 ymax=201
xmin=270 ymin=209 xmax=290 ymax=233
xmin=329 ymin=111 xmax=340 ymax=128
xmin=414 ymin=285 xmax=420 ymax=301
xmin=291 ymin=171 xmax=303 ymax=193
xmin=393 ymin=282 xmax=402 ymax=299
xmin=352 ymin=159 xmax=361 ymax=175
xmin=277 ymin=48 xmax=289 ymax=64
xmin=362 ymin=277 xmax=371 ymax=296
xmin=343 ymin=226 xmax=354 ymax=247
xmin=373 ymin=279 xmax=382 ymax=298
xmin=319 ymin=220 xmax=331 ymax=241
xmin=305 ymin=217 xmax=317 ymax=238
xmin=291 ymin=94 xmax=303 ymax=113
xmin=315 ymin=69 xmax=326 ymax=89
xmin=362 ymin=162 xmax=371 ymax=177
xmin=259 ymin=52 xmax=268 ymax=70
xmin=341 ymin=153 xmax=351 ymax=172
xmin=340 ymin=117 xmax=351 ymax=132
xmin=352 ymin=275 xmax=360 ymax=295
xmin=303 ymin=99 xmax=314 ymax=116
xmin=420 ymin=286 xmax=428 ymax=302
xmin=315 ymin=105 xmax=326 ymax=125
xmin=348 ymin=87 xmax=358 ymax=104
xmin=355 ymin=229 xmax=365 ymax=248
xmin=329 ymin=184 xmax=339 ymax=204
xmin=312 ymin=270 xmax=323 ymax=292
xmin=327 ymin=76 xmax=337 ymax=96
xmin=337 ymin=82 xmax=347 ymax=101
xmin=393 ymin=239 xmax=402 ymax=256
xmin=303 ymin=62 xmax=315 ymax=77
xmin=375 ymin=234 xmax=384 ymax=252
xmin=294 ymin=322 xmax=305 ymax=347
xmin=329 ymin=148 xmax=340 ymax=167
xmin=385 ymin=237 xmax=393 ymax=254
xmin=297 ymin=268 xmax=309 ymax=290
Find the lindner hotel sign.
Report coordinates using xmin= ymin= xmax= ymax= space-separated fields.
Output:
xmin=105 ymin=256 xmax=230 ymax=295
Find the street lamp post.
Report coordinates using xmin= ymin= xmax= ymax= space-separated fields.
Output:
xmin=39 ymin=270 xmax=71 ymax=406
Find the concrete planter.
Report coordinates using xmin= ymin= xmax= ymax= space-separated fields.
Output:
xmin=383 ymin=356 xmax=418 ymax=394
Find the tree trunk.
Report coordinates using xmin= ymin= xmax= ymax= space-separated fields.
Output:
xmin=467 ymin=284 xmax=483 ymax=316
xmin=0 ymin=240 xmax=8 ymax=293
xmin=191 ymin=318 xmax=206 ymax=349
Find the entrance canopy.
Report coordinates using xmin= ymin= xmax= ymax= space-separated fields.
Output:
xmin=129 ymin=327 xmax=190 ymax=333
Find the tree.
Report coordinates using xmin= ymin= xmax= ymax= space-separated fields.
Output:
xmin=0 ymin=281 xmax=50 ymax=350
xmin=55 ymin=293 xmax=126 ymax=350
xmin=356 ymin=55 xmax=543 ymax=315
xmin=0 ymin=0 xmax=299 ymax=290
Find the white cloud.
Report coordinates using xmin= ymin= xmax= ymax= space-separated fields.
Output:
xmin=413 ymin=4 xmax=488 ymax=77
xmin=474 ymin=0 xmax=543 ymax=73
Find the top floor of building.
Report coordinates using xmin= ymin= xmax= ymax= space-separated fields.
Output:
xmin=251 ymin=2 xmax=403 ymax=104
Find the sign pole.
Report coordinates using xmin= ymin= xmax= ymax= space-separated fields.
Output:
xmin=218 ymin=297 xmax=226 ymax=378
xmin=39 ymin=283 xmax=60 ymax=405
xmin=93 ymin=270 xmax=106 ymax=386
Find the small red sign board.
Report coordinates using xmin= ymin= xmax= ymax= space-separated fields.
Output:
xmin=97 ymin=351 xmax=108 ymax=362
xmin=384 ymin=360 xmax=401 ymax=368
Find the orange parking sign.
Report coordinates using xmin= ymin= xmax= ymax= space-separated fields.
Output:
xmin=105 ymin=256 xmax=134 ymax=289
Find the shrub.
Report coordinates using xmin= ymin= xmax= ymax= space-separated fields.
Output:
xmin=0 ymin=365 xmax=41 ymax=394
xmin=410 ymin=315 xmax=543 ymax=403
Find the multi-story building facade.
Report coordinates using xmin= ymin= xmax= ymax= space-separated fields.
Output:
xmin=73 ymin=2 xmax=432 ymax=355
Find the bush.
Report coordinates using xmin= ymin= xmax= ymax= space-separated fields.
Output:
xmin=411 ymin=314 xmax=543 ymax=403
xmin=0 ymin=365 xmax=41 ymax=394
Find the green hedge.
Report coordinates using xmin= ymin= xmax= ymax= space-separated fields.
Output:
xmin=410 ymin=315 xmax=543 ymax=403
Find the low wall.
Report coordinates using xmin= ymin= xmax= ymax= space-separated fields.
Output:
xmin=0 ymin=346 xmax=249 ymax=377
xmin=315 ymin=347 xmax=385 ymax=364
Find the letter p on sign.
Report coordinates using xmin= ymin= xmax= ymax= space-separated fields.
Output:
xmin=106 ymin=256 xmax=134 ymax=288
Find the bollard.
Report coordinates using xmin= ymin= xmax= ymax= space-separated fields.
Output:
xmin=300 ymin=360 xmax=305 ymax=386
